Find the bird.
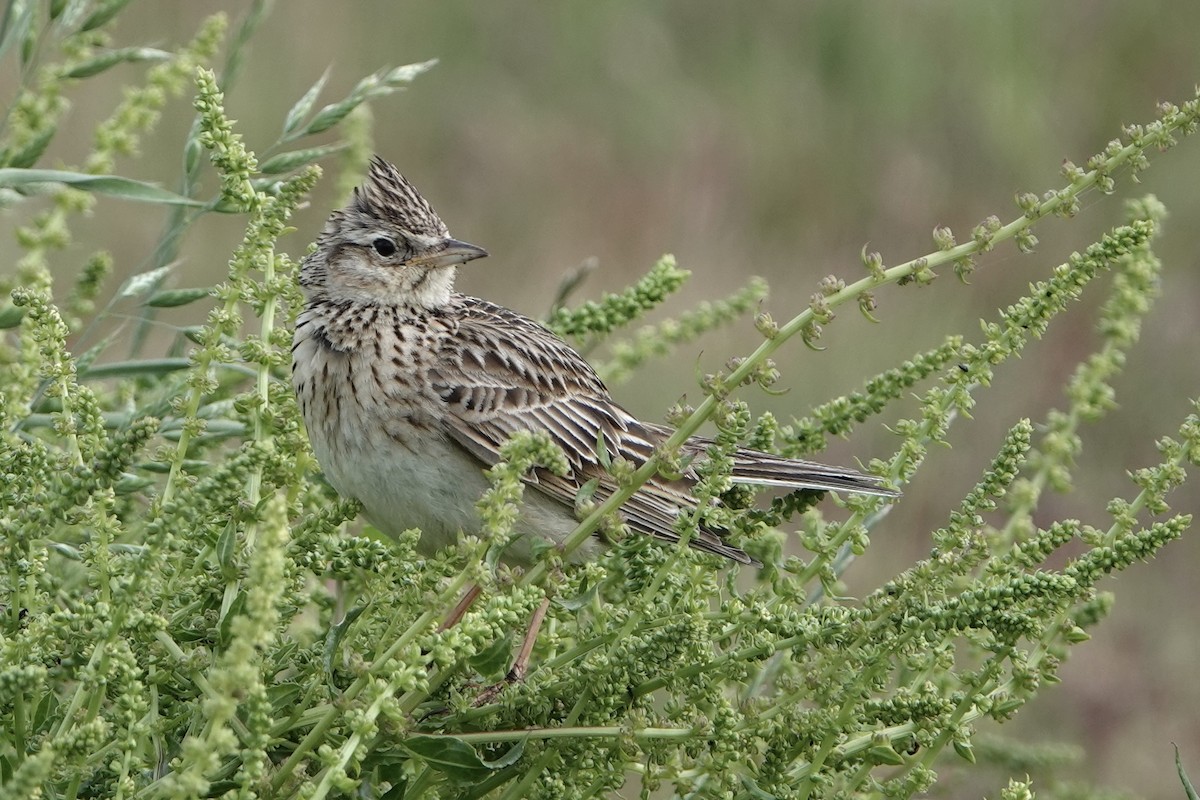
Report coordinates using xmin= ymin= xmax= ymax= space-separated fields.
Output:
xmin=291 ymin=156 xmax=895 ymax=569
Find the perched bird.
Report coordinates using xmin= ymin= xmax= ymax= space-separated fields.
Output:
xmin=292 ymin=156 xmax=893 ymax=567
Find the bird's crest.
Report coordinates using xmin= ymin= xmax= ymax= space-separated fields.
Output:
xmin=352 ymin=155 xmax=449 ymax=238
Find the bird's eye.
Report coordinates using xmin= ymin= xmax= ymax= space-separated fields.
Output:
xmin=372 ymin=237 xmax=398 ymax=257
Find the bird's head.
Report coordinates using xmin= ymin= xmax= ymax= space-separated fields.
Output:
xmin=300 ymin=156 xmax=488 ymax=308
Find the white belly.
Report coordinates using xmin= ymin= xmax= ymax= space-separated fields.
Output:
xmin=293 ymin=328 xmax=600 ymax=563
xmin=318 ymin=427 xmax=488 ymax=552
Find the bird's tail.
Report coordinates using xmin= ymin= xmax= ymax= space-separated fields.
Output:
xmin=728 ymin=448 xmax=897 ymax=497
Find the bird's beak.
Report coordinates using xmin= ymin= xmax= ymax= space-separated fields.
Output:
xmin=412 ymin=238 xmax=489 ymax=269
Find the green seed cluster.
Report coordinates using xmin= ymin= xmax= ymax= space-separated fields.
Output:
xmin=1 ymin=10 xmax=1198 ymax=798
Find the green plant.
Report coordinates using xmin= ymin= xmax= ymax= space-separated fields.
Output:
xmin=1 ymin=4 xmax=1198 ymax=799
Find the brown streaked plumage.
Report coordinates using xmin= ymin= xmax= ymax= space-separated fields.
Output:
xmin=292 ymin=156 xmax=895 ymax=566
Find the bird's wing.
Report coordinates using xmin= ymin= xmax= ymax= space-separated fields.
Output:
xmin=428 ymin=296 xmax=755 ymax=563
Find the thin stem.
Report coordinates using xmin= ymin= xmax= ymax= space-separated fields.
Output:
xmin=268 ymin=568 xmax=473 ymax=793
xmin=421 ymin=725 xmax=695 ymax=745
xmin=496 ymin=688 xmax=593 ymax=800
xmin=520 ymin=130 xmax=1156 ymax=594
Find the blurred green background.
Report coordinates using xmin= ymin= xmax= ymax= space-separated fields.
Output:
xmin=7 ymin=1 xmax=1200 ymax=796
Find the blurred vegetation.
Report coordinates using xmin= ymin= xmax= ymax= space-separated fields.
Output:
xmin=1 ymin=2 xmax=1198 ymax=798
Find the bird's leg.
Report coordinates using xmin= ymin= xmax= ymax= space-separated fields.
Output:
xmin=473 ymin=595 xmax=551 ymax=706
xmin=440 ymin=583 xmax=482 ymax=631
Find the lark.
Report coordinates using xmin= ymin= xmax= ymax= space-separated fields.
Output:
xmin=292 ymin=156 xmax=894 ymax=568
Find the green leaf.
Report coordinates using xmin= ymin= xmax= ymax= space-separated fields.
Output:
xmin=181 ymin=325 xmax=207 ymax=345
xmin=138 ymin=459 xmax=209 ymax=474
xmin=195 ymin=420 xmax=247 ymax=442
xmin=322 ymin=603 xmax=369 ymax=687
xmin=79 ymin=358 xmax=190 ymax=380
xmin=63 ymin=46 xmax=172 ymax=79
xmin=119 ymin=265 xmax=173 ymax=298
xmin=31 ymin=691 xmax=57 ymax=731
xmin=574 ymin=480 xmax=601 ymax=515
xmin=379 ymin=776 xmax=407 ymax=800
xmin=259 ymin=143 xmax=348 ymax=175
xmin=6 ymin=126 xmax=56 ymax=169
xmin=144 ymin=288 xmax=212 ymax=308
xmin=867 ymin=744 xmax=906 ymax=765
xmin=0 ymin=1 xmax=36 ymax=64
xmin=282 ymin=66 xmax=331 ymax=136
xmin=594 ymin=433 xmax=610 ymax=469
xmin=739 ymin=775 xmax=780 ymax=800
xmin=400 ymin=735 xmax=489 ymax=774
xmin=222 ymin=0 xmax=270 ymax=87
xmin=1179 ymin=745 xmax=1199 ymax=800
xmin=48 ymin=542 xmax=82 ymax=560
xmin=74 ymin=334 xmax=116 ymax=376
xmin=300 ymin=60 xmax=437 ymax=138
xmin=215 ymin=519 xmax=238 ymax=579
xmin=0 ymin=169 xmax=205 ymax=206
xmin=49 ymin=0 xmax=69 ymax=19
xmin=267 ymin=683 xmax=302 ymax=712
xmin=0 ymin=304 xmax=25 ymax=328
xmin=555 ymin=576 xmax=599 ymax=611
xmin=19 ymin=16 xmax=33 ymax=66
xmin=79 ymin=0 xmax=136 ymax=32
xmin=485 ymin=534 xmax=521 ymax=570
xmin=53 ymin=1 xmax=96 ymax=31
xmin=114 ymin=474 xmax=154 ymax=495
xmin=217 ymin=589 xmax=245 ymax=647
xmin=468 ymin=635 xmax=513 ymax=680
xmin=162 ymin=419 xmax=247 ymax=442
xmin=480 ymin=739 xmax=525 ymax=770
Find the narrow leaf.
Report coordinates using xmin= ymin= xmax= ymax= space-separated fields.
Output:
xmin=594 ymin=432 xmax=610 ymax=469
xmin=215 ymin=519 xmax=238 ymax=579
xmin=114 ymin=474 xmax=154 ymax=495
xmin=138 ymin=459 xmax=209 ymax=474
xmin=79 ymin=0 xmax=136 ymax=32
xmin=282 ymin=66 xmax=331 ymax=136
xmin=259 ymin=143 xmax=348 ymax=175
xmin=48 ymin=542 xmax=82 ymax=560
xmin=303 ymin=97 xmax=365 ymax=138
xmin=64 ymin=47 xmax=171 ymax=79
xmin=217 ymin=589 xmax=245 ymax=647
xmin=19 ymin=19 xmax=34 ymax=67
xmin=379 ymin=778 xmax=408 ymax=800
xmin=79 ymin=358 xmax=190 ymax=380
xmin=555 ymin=576 xmax=598 ymax=611
xmin=322 ymin=603 xmax=369 ymax=687
xmin=0 ymin=0 xmax=36 ymax=63
xmin=739 ymin=776 xmax=780 ymax=800
xmin=49 ymin=0 xmax=88 ymax=27
xmin=481 ymin=739 xmax=525 ymax=770
xmin=162 ymin=419 xmax=246 ymax=442
xmin=7 ymin=126 xmax=57 ymax=169
xmin=0 ymin=169 xmax=205 ymax=206
xmin=301 ymin=59 xmax=437 ymax=138
xmin=74 ymin=334 xmax=117 ymax=376
xmin=119 ymin=265 xmax=173 ymax=298
xmin=384 ymin=61 xmax=438 ymax=85
xmin=1179 ymin=745 xmax=1199 ymax=800
xmin=144 ymin=288 xmax=212 ymax=308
